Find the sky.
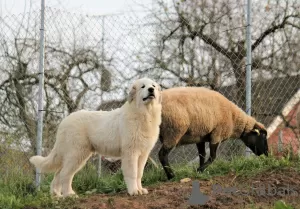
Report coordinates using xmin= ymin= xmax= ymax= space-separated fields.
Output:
xmin=0 ymin=0 xmax=154 ymax=17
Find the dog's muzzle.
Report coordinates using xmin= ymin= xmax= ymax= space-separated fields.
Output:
xmin=143 ymin=93 xmax=155 ymax=101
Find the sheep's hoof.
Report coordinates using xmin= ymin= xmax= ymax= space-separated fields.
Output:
xmin=197 ymin=167 xmax=205 ymax=173
xmin=167 ymin=173 xmax=175 ymax=180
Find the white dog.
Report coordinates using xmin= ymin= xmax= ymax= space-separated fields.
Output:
xmin=29 ymin=78 xmax=162 ymax=197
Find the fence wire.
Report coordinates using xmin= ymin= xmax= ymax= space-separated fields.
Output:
xmin=0 ymin=0 xmax=299 ymax=178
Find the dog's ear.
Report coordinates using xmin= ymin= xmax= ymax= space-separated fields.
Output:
xmin=158 ymin=84 xmax=162 ymax=103
xmin=127 ymin=85 xmax=136 ymax=103
xmin=159 ymin=92 xmax=162 ymax=104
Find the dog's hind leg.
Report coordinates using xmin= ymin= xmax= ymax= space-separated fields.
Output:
xmin=50 ymin=169 xmax=62 ymax=197
xmin=137 ymin=153 xmax=150 ymax=195
xmin=60 ymin=151 xmax=92 ymax=197
xmin=121 ymin=153 xmax=139 ymax=196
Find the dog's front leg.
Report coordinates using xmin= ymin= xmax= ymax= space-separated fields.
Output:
xmin=121 ymin=153 xmax=139 ymax=196
xmin=137 ymin=153 xmax=149 ymax=195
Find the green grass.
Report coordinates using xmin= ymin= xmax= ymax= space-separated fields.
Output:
xmin=0 ymin=155 xmax=299 ymax=209
xmin=273 ymin=200 xmax=294 ymax=209
xmin=163 ymin=154 xmax=298 ymax=182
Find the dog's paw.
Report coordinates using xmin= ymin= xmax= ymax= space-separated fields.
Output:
xmin=138 ymin=188 xmax=148 ymax=195
xmin=62 ymin=191 xmax=79 ymax=199
xmin=51 ymin=193 xmax=63 ymax=199
xmin=128 ymin=189 xmax=139 ymax=196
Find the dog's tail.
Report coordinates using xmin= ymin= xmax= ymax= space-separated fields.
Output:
xmin=29 ymin=152 xmax=61 ymax=173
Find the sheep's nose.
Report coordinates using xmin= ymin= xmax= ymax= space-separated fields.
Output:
xmin=148 ymin=87 xmax=154 ymax=93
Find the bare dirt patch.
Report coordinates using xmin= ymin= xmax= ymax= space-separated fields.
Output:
xmin=75 ymin=168 xmax=300 ymax=209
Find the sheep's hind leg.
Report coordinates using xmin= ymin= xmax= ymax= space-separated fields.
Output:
xmin=196 ymin=141 xmax=206 ymax=173
xmin=158 ymin=145 xmax=174 ymax=180
xmin=198 ymin=142 xmax=219 ymax=172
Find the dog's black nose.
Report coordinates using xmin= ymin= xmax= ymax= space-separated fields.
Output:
xmin=148 ymin=87 xmax=154 ymax=93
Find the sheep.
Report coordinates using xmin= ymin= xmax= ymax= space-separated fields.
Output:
xmin=158 ymin=86 xmax=269 ymax=180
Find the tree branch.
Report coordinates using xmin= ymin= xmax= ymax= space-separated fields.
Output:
xmin=252 ymin=14 xmax=300 ymax=51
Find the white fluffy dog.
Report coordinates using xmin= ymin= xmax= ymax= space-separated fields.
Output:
xmin=29 ymin=78 xmax=162 ymax=197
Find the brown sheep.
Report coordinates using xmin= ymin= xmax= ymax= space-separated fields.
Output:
xmin=159 ymin=87 xmax=268 ymax=180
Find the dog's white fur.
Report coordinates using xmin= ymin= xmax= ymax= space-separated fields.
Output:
xmin=29 ymin=78 xmax=162 ymax=197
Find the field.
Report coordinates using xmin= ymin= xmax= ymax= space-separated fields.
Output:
xmin=76 ymin=168 xmax=299 ymax=209
xmin=1 ymin=155 xmax=300 ymax=209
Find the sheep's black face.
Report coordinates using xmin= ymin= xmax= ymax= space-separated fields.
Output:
xmin=241 ymin=129 xmax=268 ymax=156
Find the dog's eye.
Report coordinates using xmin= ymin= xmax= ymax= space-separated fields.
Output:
xmin=141 ymin=85 xmax=145 ymax=88
xmin=153 ymin=85 xmax=156 ymax=87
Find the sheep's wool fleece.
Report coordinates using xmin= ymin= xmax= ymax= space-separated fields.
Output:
xmin=161 ymin=87 xmax=265 ymax=144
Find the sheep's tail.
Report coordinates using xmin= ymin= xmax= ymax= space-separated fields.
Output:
xmin=29 ymin=152 xmax=61 ymax=173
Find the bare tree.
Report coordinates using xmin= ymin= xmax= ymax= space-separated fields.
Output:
xmin=0 ymin=13 xmax=116 ymax=154
xmin=137 ymin=0 xmax=299 ymax=109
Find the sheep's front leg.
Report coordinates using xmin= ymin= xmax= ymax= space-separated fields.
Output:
xmin=122 ymin=154 xmax=139 ymax=196
xmin=199 ymin=142 xmax=219 ymax=172
xmin=196 ymin=141 xmax=206 ymax=172
xmin=158 ymin=145 xmax=174 ymax=180
xmin=137 ymin=153 xmax=149 ymax=195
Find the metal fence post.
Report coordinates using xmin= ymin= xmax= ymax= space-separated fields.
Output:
xmin=245 ymin=0 xmax=252 ymax=157
xmin=97 ymin=16 xmax=105 ymax=178
xmin=278 ymin=130 xmax=283 ymax=153
xmin=36 ymin=0 xmax=46 ymax=189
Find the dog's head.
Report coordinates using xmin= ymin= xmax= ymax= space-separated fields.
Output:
xmin=241 ymin=122 xmax=269 ymax=156
xmin=127 ymin=78 xmax=162 ymax=106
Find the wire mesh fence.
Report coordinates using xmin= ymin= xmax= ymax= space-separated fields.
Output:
xmin=0 ymin=0 xmax=299 ymax=180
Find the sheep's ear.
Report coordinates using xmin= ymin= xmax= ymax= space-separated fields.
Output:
xmin=253 ymin=122 xmax=267 ymax=137
xmin=254 ymin=122 xmax=265 ymax=130
xmin=251 ymin=129 xmax=260 ymax=136
xmin=127 ymin=85 xmax=136 ymax=103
